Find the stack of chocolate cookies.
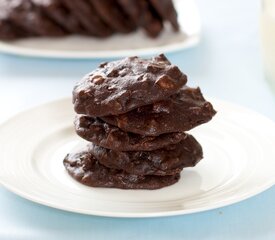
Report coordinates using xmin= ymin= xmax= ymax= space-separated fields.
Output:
xmin=0 ymin=0 xmax=179 ymax=40
xmin=64 ymin=54 xmax=216 ymax=190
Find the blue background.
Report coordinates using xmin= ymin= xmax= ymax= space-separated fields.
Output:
xmin=0 ymin=0 xmax=274 ymax=239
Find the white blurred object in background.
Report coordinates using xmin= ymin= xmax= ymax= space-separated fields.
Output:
xmin=261 ymin=0 xmax=275 ymax=92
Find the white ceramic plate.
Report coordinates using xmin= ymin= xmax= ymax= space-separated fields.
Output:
xmin=0 ymin=98 xmax=275 ymax=218
xmin=0 ymin=0 xmax=200 ymax=59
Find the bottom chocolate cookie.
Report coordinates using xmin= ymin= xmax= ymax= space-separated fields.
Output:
xmin=63 ymin=146 xmax=180 ymax=190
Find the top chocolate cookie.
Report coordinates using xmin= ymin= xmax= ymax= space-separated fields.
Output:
xmin=73 ymin=54 xmax=187 ymax=117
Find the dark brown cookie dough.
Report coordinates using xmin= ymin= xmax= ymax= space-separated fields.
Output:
xmin=59 ymin=0 xmax=113 ymax=37
xmin=89 ymin=0 xmax=136 ymax=34
xmin=148 ymin=0 xmax=179 ymax=31
xmin=102 ymin=86 xmax=216 ymax=136
xmin=89 ymin=134 xmax=203 ymax=176
xmin=75 ymin=115 xmax=186 ymax=152
xmin=31 ymin=0 xmax=84 ymax=34
xmin=116 ymin=0 xmax=163 ymax=37
xmin=63 ymin=146 xmax=180 ymax=189
xmin=73 ymin=54 xmax=187 ymax=117
xmin=6 ymin=0 xmax=65 ymax=37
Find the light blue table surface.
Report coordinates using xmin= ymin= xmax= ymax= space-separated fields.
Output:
xmin=0 ymin=0 xmax=275 ymax=239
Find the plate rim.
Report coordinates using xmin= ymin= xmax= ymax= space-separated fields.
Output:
xmin=0 ymin=97 xmax=275 ymax=218
xmin=1 ymin=175 xmax=274 ymax=218
xmin=0 ymin=35 xmax=200 ymax=59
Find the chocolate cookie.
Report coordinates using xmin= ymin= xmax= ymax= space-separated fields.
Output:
xmin=148 ymin=0 xmax=179 ymax=31
xmin=0 ymin=21 xmax=20 ymax=40
xmin=75 ymin=115 xmax=186 ymax=151
xmin=7 ymin=0 xmax=65 ymax=37
xmin=0 ymin=7 xmax=32 ymax=40
xmin=116 ymin=0 xmax=142 ymax=26
xmin=139 ymin=0 xmax=164 ymax=37
xmin=102 ymin=86 xmax=216 ymax=136
xmin=0 ymin=2 xmax=20 ymax=40
xmin=59 ymin=0 xmax=113 ymax=37
xmin=63 ymin=146 xmax=180 ymax=189
xmin=73 ymin=54 xmax=187 ymax=117
xmin=89 ymin=134 xmax=203 ymax=176
xmin=89 ymin=0 xmax=136 ymax=34
xmin=31 ymin=0 xmax=84 ymax=34
xmin=117 ymin=0 xmax=163 ymax=38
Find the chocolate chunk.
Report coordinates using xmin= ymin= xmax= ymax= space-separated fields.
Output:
xmin=73 ymin=54 xmax=187 ymax=117
xmin=75 ymin=115 xmax=187 ymax=151
xmin=63 ymin=146 xmax=180 ymax=189
xmin=89 ymin=0 xmax=136 ymax=34
xmin=59 ymin=0 xmax=113 ymax=37
xmin=102 ymin=86 xmax=216 ymax=136
xmin=148 ymin=0 xmax=179 ymax=31
xmin=89 ymin=134 xmax=203 ymax=176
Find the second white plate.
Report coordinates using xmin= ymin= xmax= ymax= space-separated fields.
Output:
xmin=0 ymin=98 xmax=274 ymax=218
xmin=0 ymin=0 xmax=200 ymax=59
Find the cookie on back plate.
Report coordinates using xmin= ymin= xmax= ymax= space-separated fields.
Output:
xmin=59 ymin=0 xmax=113 ymax=37
xmin=31 ymin=0 xmax=84 ymax=34
xmin=0 ymin=2 xmax=33 ymax=40
xmin=89 ymin=0 xmax=136 ymax=34
xmin=7 ymin=0 xmax=65 ymax=37
xmin=148 ymin=0 xmax=179 ymax=31
xmin=117 ymin=0 xmax=163 ymax=38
